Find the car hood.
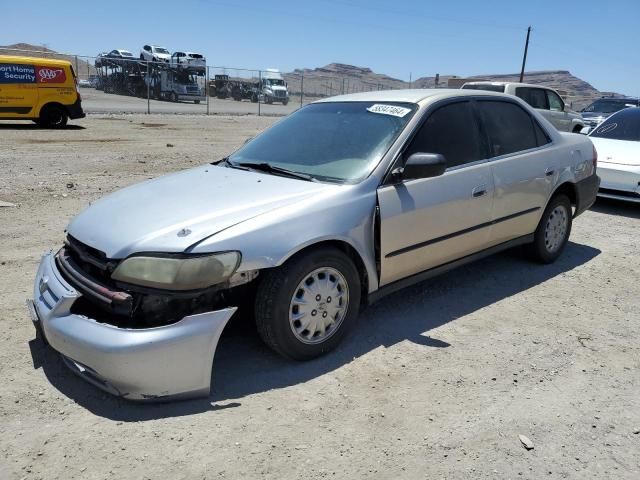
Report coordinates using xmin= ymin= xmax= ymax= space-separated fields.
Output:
xmin=582 ymin=112 xmax=608 ymax=120
xmin=590 ymin=137 xmax=640 ymax=166
xmin=67 ymin=165 xmax=335 ymax=258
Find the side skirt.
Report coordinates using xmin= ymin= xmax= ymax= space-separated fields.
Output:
xmin=368 ymin=234 xmax=534 ymax=305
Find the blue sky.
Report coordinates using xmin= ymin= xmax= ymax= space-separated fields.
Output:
xmin=2 ymin=0 xmax=639 ymax=96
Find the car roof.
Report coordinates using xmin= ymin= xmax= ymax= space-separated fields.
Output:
xmin=463 ymin=81 xmax=554 ymax=90
xmin=0 ymin=55 xmax=71 ymax=67
xmin=314 ymin=88 xmax=510 ymax=105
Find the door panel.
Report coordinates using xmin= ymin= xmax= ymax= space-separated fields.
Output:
xmin=0 ymin=61 xmax=38 ymax=118
xmin=489 ymin=151 xmax=552 ymax=244
xmin=476 ymin=99 xmax=555 ymax=245
xmin=378 ymin=163 xmax=494 ymax=286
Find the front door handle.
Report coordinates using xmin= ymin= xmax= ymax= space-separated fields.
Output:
xmin=472 ymin=186 xmax=487 ymax=198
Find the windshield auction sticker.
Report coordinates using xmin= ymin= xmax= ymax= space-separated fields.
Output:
xmin=366 ymin=104 xmax=412 ymax=117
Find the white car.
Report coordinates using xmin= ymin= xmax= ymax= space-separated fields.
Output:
xmin=589 ymin=108 xmax=640 ymax=202
xmin=462 ymin=82 xmax=585 ymax=133
xmin=107 ymin=49 xmax=135 ymax=60
xmin=170 ymin=51 xmax=206 ymax=70
xmin=140 ymin=45 xmax=171 ymax=63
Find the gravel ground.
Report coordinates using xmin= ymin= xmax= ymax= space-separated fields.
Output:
xmin=0 ymin=114 xmax=638 ymax=480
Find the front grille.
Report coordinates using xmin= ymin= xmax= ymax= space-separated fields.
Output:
xmin=274 ymin=90 xmax=286 ymax=97
xmin=55 ymin=247 xmax=133 ymax=316
xmin=65 ymin=235 xmax=115 ymax=283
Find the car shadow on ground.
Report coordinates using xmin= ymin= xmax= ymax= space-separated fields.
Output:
xmin=29 ymin=241 xmax=600 ymax=421
xmin=590 ymin=197 xmax=639 ymax=219
xmin=0 ymin=123 xmax=85 ymax=130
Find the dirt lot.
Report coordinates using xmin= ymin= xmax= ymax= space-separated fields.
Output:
xmin=0 ymin=114 xmax=638 ymax=480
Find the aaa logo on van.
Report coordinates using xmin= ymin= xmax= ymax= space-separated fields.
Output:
xmin=36 ymin=66 xmax=66 ymax=84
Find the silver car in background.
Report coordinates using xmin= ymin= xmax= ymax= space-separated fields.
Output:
xmin=581 ymin=97 xmax=640 ymax=131
xmin=461 ymin=81 xmax=585 ymax=133
xmin=29 ymin=89 xmax=599 ymax=401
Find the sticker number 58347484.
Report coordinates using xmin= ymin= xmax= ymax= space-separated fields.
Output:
xmin=366 ymin=104 xmax=412 ymax=118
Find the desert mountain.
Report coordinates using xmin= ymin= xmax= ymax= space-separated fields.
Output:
xmin=0 ymin=43 xmax=96 ymax=76
xmin=284 ymin=64 xmax=623 ymax=109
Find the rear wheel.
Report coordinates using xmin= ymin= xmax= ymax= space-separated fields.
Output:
xmin=171 ymin=91 xmax=178 ymax=102
xmin=255 ymin=247 xmax=361 ymax=360
xmin=38 ymin=104 xmax=68 ymax=128
xmin=528 ymin=194 xmax=572 ymax=263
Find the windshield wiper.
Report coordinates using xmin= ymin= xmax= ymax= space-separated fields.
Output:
xmin=234 ymin=162 xmax=316 ymax=182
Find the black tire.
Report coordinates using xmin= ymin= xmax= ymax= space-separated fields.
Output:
xmin=255 ymin=247 xmax=361 ymax=360
xmin=38 ymin=104 xmax=68 ymax=129
xmin=572 ymin=125 xmax=583 ymax=133
xmin=283 ymin=99 xmax=289 ymax=106
xmin=528 ymin=194 xmax=572 ymax=264
xmin=171 ymin=91 xmax=178 ymax=102
xmin=194 ymin=99 xmax=200 ymax=104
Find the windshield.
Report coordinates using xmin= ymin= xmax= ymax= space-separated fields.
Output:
xmin=120 ymin=51 xmax=133 ymax=57
xmin=228 ymin=102 xmax=416 ymax=182
xmin=583 ymin=99 xmax=637 ymax=114
xmin=461 ymin=84 xmax=505 ymax=93
xmin=590 ymin=108 xmax=640 ymax=141
xmin=154 ymin=47 xmax=170 ymax=54
xmin=265 ymin=78 xmax=285 ymax=86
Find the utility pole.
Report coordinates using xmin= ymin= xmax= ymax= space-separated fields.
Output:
xmin=409 ymin=72 xmax=412 ymax=89
xmin=519 ymin=26 xmax=531 ymax=83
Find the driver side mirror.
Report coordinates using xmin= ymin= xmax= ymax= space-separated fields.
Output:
xmin=393 ymin=153 xmax=447 ymax=181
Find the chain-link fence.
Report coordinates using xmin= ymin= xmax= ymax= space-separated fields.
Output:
xmin=1 ymin=47 xmax=401 ymax=117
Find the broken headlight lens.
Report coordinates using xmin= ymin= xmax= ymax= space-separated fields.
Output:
xmin=111 ymin=252 xmax=241 ymax=290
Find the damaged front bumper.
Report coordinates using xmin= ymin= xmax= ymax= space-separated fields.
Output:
xmin=28 ymin=251 xmax=236 ymax=401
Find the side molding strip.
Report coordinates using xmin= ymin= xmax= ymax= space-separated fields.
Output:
xmin=386 ymin=207 xmax=540 ymax=258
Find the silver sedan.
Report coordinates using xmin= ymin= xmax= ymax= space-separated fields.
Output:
xmin=30 ymin=89 xmax=599 ymax=400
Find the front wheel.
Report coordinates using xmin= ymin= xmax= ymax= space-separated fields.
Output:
xmin=255 ymin=247 xmax=361 ymax=360
xmin=528 ymin=194 xmax=572 ymax=263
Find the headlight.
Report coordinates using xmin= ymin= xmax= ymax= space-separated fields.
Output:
xmin=111 ymin=252 xmax=241 ymax=290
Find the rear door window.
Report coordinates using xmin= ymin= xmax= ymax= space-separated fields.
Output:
xmin=478 ymin=101 xmax=539 ymax=157
xmin=515 ymin=87 xmax=548 ymax=110
xmin=407 ymin=101 xmax=484 ymax=168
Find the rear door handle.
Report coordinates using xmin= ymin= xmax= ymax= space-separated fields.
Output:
xmin=472 ymin=186 xmax=487 ymax=198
